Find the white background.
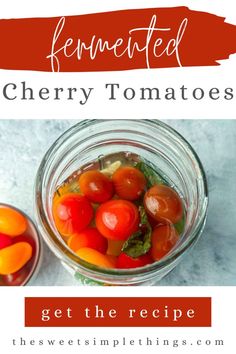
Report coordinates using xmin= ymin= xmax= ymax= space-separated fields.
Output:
xmin=0 ymin=0 xmax=235 ymax=118
xmin=0 ymin=1 xmax=236 ymax=353
xmin=1 ymin=286 xmax=236 ymax=354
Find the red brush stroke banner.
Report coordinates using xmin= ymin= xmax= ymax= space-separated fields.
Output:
xmin=0 ymin=7 xmax=236 ymax=72
xmin=25 ymin=297 xmax=212 ymax=327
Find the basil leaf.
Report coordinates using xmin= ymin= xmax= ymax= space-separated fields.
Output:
xmin=122 ymin=206 xmax=152 ymax=258
xmin=68 ymin=181 xmax=81 ymax=193
xmin=136 ymin=161 xmax=166 ymax=188
xmin=174 ymin=215 xmax=185 ymax=235
xmin=74 ymin=272 xmax=103 ymax=286
xmin=139 ymin=204 xmax=149 ymax=224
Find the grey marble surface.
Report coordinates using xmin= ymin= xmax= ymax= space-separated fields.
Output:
xmin=0 ymin=119 xmax=235 ymax=286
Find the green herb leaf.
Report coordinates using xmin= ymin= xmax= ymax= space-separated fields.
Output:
xmin=174 ymin=215 xmax=185 ymax=235
xmin=139 ymin=204 xmax=149 ymax=224
xmin=136 ymin=161 xmax=166 ymax=188
xmin=122 ymin=206 xmax=152 ymax=258
xmin=74 ymin=272 xmax=103 ymax=286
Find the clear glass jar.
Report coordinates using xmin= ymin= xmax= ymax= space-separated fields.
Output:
xmin=35 ymin=120 xmax=208 ymax=286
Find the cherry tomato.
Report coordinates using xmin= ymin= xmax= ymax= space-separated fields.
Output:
xmin=112 ymin=166 xmax=146 ymax=201
xmin=53 ymin=193 xmax=93 ymax=237
xmin=13 ymin=234 xmax=36 ymax=257
xmin=144 ymin=185 xmax=183 ymax=224
xmin=117 ymin=252 xmax=153 ymax=269
xmin=151 ymin=224 xmax=179 ymax=261
xmin=95 ymin=200 xmax=140 ymax=241
xmin=147 ymin=215 xmax=159 ymax=229
xmin=67 ymin=227 xmax=108 ymax=254
xmin=79 ymin=170 xmax=114 ymax=203
xmin=0 ymin=233 xmax=13 ymax=250
xmin=0 ymin=206 xmax=27 ymax=237
xmin=0 ymin=242 xmax=32 ymax=275
xmin=76 ymin=247 xmax=116 ymax=269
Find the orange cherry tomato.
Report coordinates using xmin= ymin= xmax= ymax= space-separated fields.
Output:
xmin=95 ymin=200 xmax=140 ymax=241
xmin=79 ymin=170 xmax=114 ymax=203
xmin=0 ymin=242 xmax=32 ymax=275
xmin=76 ymin=247 xmax=116 ymax=269
xmin=117 ymin=252 xmax=153 ymax=269
xmin=151 ymin=224 xmax=179 ymax=261
xmin=0 ymin=206 xmax=27 ymax=237
xmin=53 ymin=193 xmax=93 ymax=237
xmin=144 ymin=185 xmax=183 ymax=224
xmin=112 ymin=166 xmax=146 ymax=201
xmin=13 ymin=234 xmax=36 ymax=257
xmin=67 ymin=227 xmax=108 ymax=254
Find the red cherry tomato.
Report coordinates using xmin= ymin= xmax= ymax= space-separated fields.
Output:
xmin=117 ymin=252 xmax=153 ymax=269
xmin=79 ymin=170 xmax=114 ymax=203
xmin=53 ymin=193 xmax=93 ymax=236
xmin=95 ymin=200 xmax=140 ymax=241
xmin=0 ymin=233 xmax=13 ymax=250
xmin=144 ymin=185 xmax=183 ymax=224
xmin=151 ymin=224 xmax=179 ymax=261
xmin=147 ymin=215 xmax=159 ymax=229
xmin=112 ymin=166 xmax=146 ymax=201
xmin=67 ymin=227 xmax=108 ymax=254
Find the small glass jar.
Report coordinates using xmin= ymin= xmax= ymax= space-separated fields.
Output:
xmin=35 ymin=120 xmax=208 ymax=286
xmin=0 ymin=203 xmax=42 ymax=286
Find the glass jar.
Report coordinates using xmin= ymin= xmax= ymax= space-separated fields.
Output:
xmin=35 ymin=120 xmax=208 ymax=285
xmin=0 ymin=203 xmax=42 ymax=286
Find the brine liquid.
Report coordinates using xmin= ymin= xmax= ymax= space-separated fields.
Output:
xmin=54 ymin=151 xmax=186 ymax=239
xmin=55 ymin=151 xmax=167 ymax=196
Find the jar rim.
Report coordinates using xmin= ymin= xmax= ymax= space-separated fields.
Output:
xmin=35 ymin=119 xmax=208 ymax=281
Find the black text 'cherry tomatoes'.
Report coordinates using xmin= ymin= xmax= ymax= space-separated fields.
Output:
xmin=79 ymin=170 xmax=114 ymax=203
xmin=117 ymin=252 xmax=152 ymax=269
xmin=151 ymin=224 xmax=179 ymax=261
xmin=144 ymin=185 xmax=183 ymax=224
xmin=53 ymin=193 xmax=93 ymax=237
xmin=112 ymin=166 xmax=146 ymax=201
xmin=95 ymin=200 xmax=140 ymax=241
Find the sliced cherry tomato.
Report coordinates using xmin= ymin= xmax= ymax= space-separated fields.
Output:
xmin=95 ymin=200 xmax=140 ymax=241
xmin=0 ymin=233 xmax=13 ymax=250
xmin=0 ymin=206 xmax=27 ymax=237
xmin=76 ymin=247 xmax=116 ymax=269
xmin=79 ymin=170 xmax=114 ymax=203
xmin=117 ymin=252 xmax=153 ymax=269
xmin=144 ymin=185 xmax=183 ymax=224
xmin=112 ymin=166 xmax=146 ymax=201
xmin=151 ymin=224 xmax=179 ymax=261
xmin=12 ymin=234 xmax=36 ymax=257
xmin=67 ymin=227 xmax=108 ymax=254
xmin=0 ymin=242 xmax=32 ymax=275
xmin=53 ymin=193 xmax=93 ymax=237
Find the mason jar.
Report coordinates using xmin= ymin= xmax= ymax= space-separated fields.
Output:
xmin=35 ymin=119 xmax=208 ymax=285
